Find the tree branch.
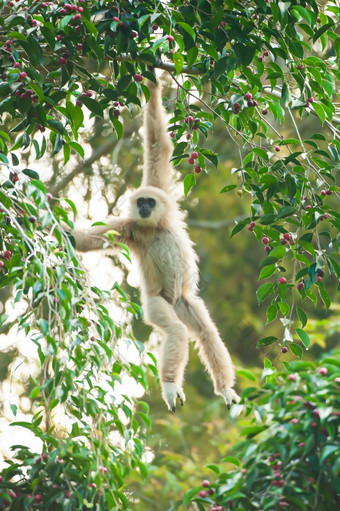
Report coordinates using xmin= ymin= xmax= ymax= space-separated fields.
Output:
xmin=48 ymin=124 xmax=137 ymax=196
xmin=48 ymin=138 xmax=118 ymax=196
xmin=117 ymin=54 xmax=203 ymax=75
xmin=188 ymin=215 xmax=246 ymax=230
xmin=118 ymin=54 xmax=340 ymax=125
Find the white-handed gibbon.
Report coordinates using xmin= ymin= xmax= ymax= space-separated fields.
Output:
xmin=73 ymin=78 xmax=240 ymax=412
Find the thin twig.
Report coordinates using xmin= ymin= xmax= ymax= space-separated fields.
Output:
xmin=188 ymin=215 xmax=246 ymax=230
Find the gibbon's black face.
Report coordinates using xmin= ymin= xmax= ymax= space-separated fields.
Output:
xmin=137 ymin=197 xmax=156 ymax=218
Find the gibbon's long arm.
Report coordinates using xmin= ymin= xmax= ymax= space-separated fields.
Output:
xmin=72 ymin=218 xmax=133 ymax=252
xmin=142 ymin=80 xmax=174 ymax=192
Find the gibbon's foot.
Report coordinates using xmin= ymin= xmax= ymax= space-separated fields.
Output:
xmin=221 ymin=388 xmax=241 ymax=410
xmin=162 ymin=382 xmax=186 ymax=413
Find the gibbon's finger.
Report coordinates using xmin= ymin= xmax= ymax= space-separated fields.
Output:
xmin=221 ymin=388 xmax=240 ymax=410
xmin=177 ymin=394 xmax=184 ymax=407
xmin=176 ymin=388 xmax=186 ymax=408
xmin=163 ymin=382 xmax=185 ymax=413
xmin=223 ymin=392 xmax=232 ymax=408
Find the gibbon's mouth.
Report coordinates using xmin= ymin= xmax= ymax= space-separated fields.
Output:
xmin=139 ymin=208 xmax=152 ymax=218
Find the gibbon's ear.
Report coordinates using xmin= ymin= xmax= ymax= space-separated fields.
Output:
xmin=142 ymin=79 xmax=174 ymax=192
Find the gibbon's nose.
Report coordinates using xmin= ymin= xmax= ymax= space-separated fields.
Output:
xmin=139 ymin=206 xmax=151 ymax=218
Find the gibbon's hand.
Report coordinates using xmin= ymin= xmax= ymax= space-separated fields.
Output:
xmin=162 ymin=382 xmax=186 ymax=413
xmin=221 ymin=388 xmax=241 ymax=410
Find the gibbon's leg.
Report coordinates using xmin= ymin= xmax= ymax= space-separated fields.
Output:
xmin=142 ymin=79 xmax=174 ymax=192
xmin=175 ymin=296 xmax=240 ymax=409
xmin=144 ymin=295 xmax=189 ymax=412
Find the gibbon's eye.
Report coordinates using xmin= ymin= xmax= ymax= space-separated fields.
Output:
xmin=147 ymin=198 xmax=156 ymax=208
xmin=137 ymin=198 xmax=145 ymax=208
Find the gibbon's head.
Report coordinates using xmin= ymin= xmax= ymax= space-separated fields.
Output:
xmin=129 ymin=186 xmax=172 ymax=227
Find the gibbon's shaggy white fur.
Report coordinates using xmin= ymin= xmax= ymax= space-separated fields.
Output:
xmin=74 ymin=79 xmax=240 ymax=412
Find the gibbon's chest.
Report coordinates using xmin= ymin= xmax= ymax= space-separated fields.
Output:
xmin=137 ymin=229 xmax=184 ymax=274
xmin=148 ymin=229 xmax=183 ymax=268
xmin=133 ymin=228 xmax=187 ymax=298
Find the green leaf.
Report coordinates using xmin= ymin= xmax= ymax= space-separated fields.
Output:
xmin=291 ymin=6 xmax=312 ymax=23
xmin=69 ymin=142 xmax=85 ymax=159
xmin=252 ymin=147 xmax=268 ymax=160
xmin=183 ymin=487 xmax=200 ymax=508
xmin=64 ymin=198 xmax=77 ymax=217
xmin=177 ymin=22 xmax=196 ymax=40
xmin=112 ymin=117 xmax=123 ymax=140
xmin=297 ymin=306 xmax=308 ymax=328
xmin=230 ymin=221 xmax=247 ymax=238
xmin=313 ymin=22 xmax=334 ymax=43
xmin=63 ymin=142 xmax=70 ymax=164
xmin=205 ymin=464 xmax=220 ymax=474
xmin=10 ymin=404 xmax=18 ymax=416
xmin=259 ymin=214 xmax=276 ymax=225
xmin=259 ymin=264 xmax=276 ymax=280
xmin=71 ymin=105 xmax=84 ymax=131
xmin=81 ymin=97 xmax=104 ymax=118
xmin=214 ymin=56 xmax=227 ymax=78
xmin=222 ymin=456 xmax=241 ymax=466
xmin=173 ymin=52 xmax=184 ymax=75
xmin=281 ymin=82 xmax=291 ymax=107
xmin=257 ymin=336 xmax=277 ymax=348
xmin=83 ymin=18 xmax=98 ymax=36
xmin=266 ymin=304 xmax=278 ymax=324
xmin=29 ymin=386 xmax=40 ymax=399
xmin=269 ymin=246 xmax=286 ymax=259
xmin=295 ymin=328 xmax=310 ymax=348
xmin=40 ymin=26 xmax=55 ymax=49
xmin=47 ymin=119 xmax=65 ymax=135
xmin=60 ymin=14 xmax=73 ymax=28
xmin=278 ymin=301 xmax=290 ymax=316
xmin=22 ymin=168 xmax=40 ymax=180
xmin=20 ymin=35 xmax=44 ymax=65
xmin=320 ymin=445 xmax=339 ymax=463
xmin=312 ymin=103 xmax=326 ymax=125
xmin=318 ymin=282 xmax=331 ymax=309
xmin=138 ymin=14 xmax=152 ymax=28
xmin=172 ymin=141 xmax=188 ymax=158
xmin=184 ymin=174 xmax=195 ymax=196
xmin=0 ymin=191 xmax=11 ymax=209
xmin=220 ymin=184 xmax=237 ymax=193
xmin=240 ymin=425 xmax=266 ymax=437
xmin=290 ymin=343 xmax=303 ymax=359
xmin=237 ymin=369 xmax=256 ymax=381
xmin=256 ymin=283 xmax=274 ymax=303
xmin=202 ymin=150 xmax=218 ymax=167
xmin=8 ymin=30 xmax=27 ymax=41
xmin=137 ymin=412 xmax=151 ymax=429
xmin=280 ymin=138 xmax=300 ymax=145
xmin=187 ymin=46 xmax=198 ymax=66
xmin=140 ymin=83 xmax=151 ymax=103
xmin=276 ymin=206 xmax=296 ymax=219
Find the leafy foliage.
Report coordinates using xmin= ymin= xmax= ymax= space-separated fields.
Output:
xmin=0 ymin=0 xmax=338 ymax=352
xmin=0 ymin=0 xmax=339 ymax=509
xmin=179 ymin=353 xmax=340 ymax=511
xmin=0 ymin=180 xmax=154 ymax=509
